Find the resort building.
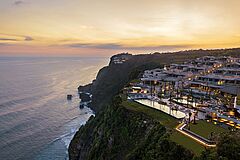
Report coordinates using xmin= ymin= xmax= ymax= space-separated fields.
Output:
xmin=128 ymin=55 xmax=240 ymax=130
xmin=111 ymin=53 xmax=132 ymax=64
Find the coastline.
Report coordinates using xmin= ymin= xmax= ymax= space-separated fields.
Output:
xmin=0 ymin=57 xmax=109 ymax=160
xmin=64 ymin=91 xmax=95 ymax=158
xmin=35 ymin=92 xmax=95 ymax=160
xmin=68 ymin=50 xmax=240 ymax=160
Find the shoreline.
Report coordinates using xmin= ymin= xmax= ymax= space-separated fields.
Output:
xmin=66 ymin=91 xmax=94 ymax=156
xmin=36 ymin=91 xmax=95 ymax=160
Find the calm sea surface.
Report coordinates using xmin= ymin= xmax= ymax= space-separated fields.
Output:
xmin=0 ymin=57 xmax=109 ymax=160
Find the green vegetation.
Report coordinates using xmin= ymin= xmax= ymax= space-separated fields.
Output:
xmin=122 ymin=100 xmax=178 ymax=128
xmin=70 ymin=50 xmax=240 ymax=160
xmin=237 ymin=95 xmax=240 ymax=105
xmin=215 ymin=131 xmax=240 ymax=160
xmin=189 ymin=120 xmax=227 ymax=139
xmin=127 ymin=124 xmax=193 ymax=160
xmin=122 ymin=100 xmax=205 ymax=155
xmin=69 ymin=96 xmax=194 ymax=160
xmin=170 ymin=132 xmax=205 ymax=155
xmin=129 ymin=79 xmax=141 ymax=83
xmin=195 ymin=131 xmax=240 ymax=160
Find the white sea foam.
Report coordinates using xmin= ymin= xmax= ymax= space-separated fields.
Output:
xmin=60 ymin=107 xmax=94 ymax=148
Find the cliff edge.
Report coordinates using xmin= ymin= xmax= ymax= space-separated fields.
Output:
xmin=69 ymin=48 xmax=240 ymax=160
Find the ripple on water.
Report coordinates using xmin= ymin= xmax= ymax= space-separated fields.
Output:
xmin=0 ymin=57 xmax=108 ymax=160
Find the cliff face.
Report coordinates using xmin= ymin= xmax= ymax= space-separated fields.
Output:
xmin=70 ymin=49 xmax=240 ymax=160
xmin=78 ymin=53 xmax=163 ymax=112
xmin=68 ymin=97 xmax=193 ymax=160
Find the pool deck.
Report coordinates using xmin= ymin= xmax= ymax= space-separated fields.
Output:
xmin=134 ymin=98 xmax=186 ymax=119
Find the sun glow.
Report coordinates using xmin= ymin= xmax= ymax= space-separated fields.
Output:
xmin=0 ymin=0 xmax=240 ymax=55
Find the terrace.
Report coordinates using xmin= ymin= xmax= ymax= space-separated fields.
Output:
xmin=134 ymin=99 xmax=186 ymax=119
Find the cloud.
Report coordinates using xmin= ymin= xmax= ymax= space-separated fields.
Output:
xmin=0 ymin=34 xmax=34 ymax=42
xmin=24 ymin=36 xmax=34 ymax=41
xmin=67 ymin=43 xmax=191 ymax=51
xmin=0 ymin=43 xmax=14 ymax=46
xmin=68 ymin=43 xmax=122 ymax=50
xmin=14 ymin=0 xmax=24 ymax=6
xmin=0 ymin=38 xmax=18 ymax=41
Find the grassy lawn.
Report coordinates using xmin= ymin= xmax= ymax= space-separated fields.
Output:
xmin=122 ymin=100 xmax=178 ymax=128
xmin=121 ymin=99 xmax=206 ymax=155
xmin=170 ymin=132 xmax=205 ymax=155
xmin=130 ymin=79 xmax=141 ymax=83
xmin=189 ymin=120 xmax=227 ymax=139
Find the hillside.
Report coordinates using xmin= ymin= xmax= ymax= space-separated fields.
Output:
xmin=69 ymin=48 xmax=240 ymax=160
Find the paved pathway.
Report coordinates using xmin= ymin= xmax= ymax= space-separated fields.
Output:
xmin=175 ymin=123 xmax=216 ymax=147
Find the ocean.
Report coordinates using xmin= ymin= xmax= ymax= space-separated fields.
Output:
xmin=0 ymin=57 xmax=109 ymax=160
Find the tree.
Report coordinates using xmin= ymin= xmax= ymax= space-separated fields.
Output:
xmin=193 ymin=112 xmax=197 ymax=124
xmin=194 ymin=149 xmax=217 ymax=160
xmin=216 ymin=131 xmax=240 ymax=160
xmin=195 ymin=131 xmax=240 ymax=160
xmin=188 ymin=112 xmax=192 ymax=129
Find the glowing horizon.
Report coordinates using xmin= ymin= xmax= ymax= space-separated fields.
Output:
xmin=1 ymin=0 xmax=240 ymax=56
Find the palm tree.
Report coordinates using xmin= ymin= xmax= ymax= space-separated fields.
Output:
xmin=187 ymin=91 xmax=190 ymax=108
xmin=190 ymin=88 xmax=193 ymax=107
xmin=170 ymin=91 xmax=172 ymax=101
xmin=200 ymin=96 xmax=204 ymax=105
xmin=193 ymin=111 xmax=197 ymax=124
xmin=188 ymin=112 xmax=192 ymax=129
xmin=150 ymin=80 xmax=152 ymax=96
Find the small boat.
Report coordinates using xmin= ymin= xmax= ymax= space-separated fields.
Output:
xmin=67 ymin=94 xmax=73 ymax=100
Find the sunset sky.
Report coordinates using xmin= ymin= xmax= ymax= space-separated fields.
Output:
xmin=1 ymin=0 xmax=240 ymax=56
